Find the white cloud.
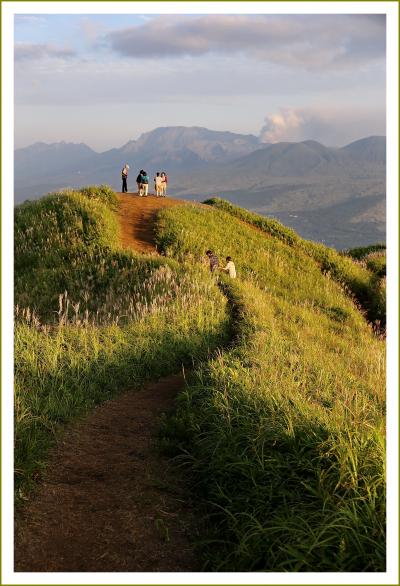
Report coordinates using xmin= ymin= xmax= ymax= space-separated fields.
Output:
xmin=14 ymin=15 xmax=46 ymax=26
xmin=105 ymin=14 xmax=385 ymax=70
xmin=260 ymin=109 xmax=305 ymax=142
xmin=260 ymin=107 xmax=386 ymax=146
xmin=14 ymin=43 xmax=76 ymax=61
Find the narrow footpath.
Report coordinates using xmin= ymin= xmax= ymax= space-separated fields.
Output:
xmin=117 ymin=192 xmax=183 ymax=254
xmin=14 ymin=193 xmax=200 ymax=572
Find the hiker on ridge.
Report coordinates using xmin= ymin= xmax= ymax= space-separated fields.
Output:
xmin=161 ymin=171 xmax=168 ymax=197
xmin=154 ymin=172 xmax=163 ymax=197
xmin=222 ymin=256 xmax=237 ymax=279
xmin=136 ymin=170 xmax=144 ymax=196
xmin=121 ymin=164 xmax=129 ymax=193
xmin=206 ymin=250 xmax=219 ymax=273
xmin=141 ymin=171 xmax=149 ymax=197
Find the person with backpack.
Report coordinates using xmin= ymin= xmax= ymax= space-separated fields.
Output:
xmin=206 ymin=250 xmax=219 ymax=273
xmin=141 ymin=171 xmax=149 ymax=197
xmin=161 ymin=171 xmax=168 ymax=197
xmin=121 ymin=164 xmax=129 ymax=193
xmin=136 ymin=170 xmax=144 ymax=196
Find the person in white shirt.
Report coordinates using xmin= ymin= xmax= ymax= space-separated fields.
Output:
xmin=223 ymin=256 xmax=236 ymax=278
xmin=154 ymin=172 xmax=163 ymax=197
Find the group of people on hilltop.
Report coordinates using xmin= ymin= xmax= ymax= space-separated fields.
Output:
xmin=121 ymin=165 xmax=236 ymax=278
xmin=121 ymin=165 xmax=168 ymax=197
xmin=206 ymin=250 xmax=236 ymax=279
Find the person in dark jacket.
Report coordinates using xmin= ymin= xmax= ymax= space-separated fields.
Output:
xmin=136 ymin=170 xmax=144 ymax=196
xmin=121 ymin=164 xmax=129 ymax=193
xmin=206 ymin=250 xmax=219 ymax=273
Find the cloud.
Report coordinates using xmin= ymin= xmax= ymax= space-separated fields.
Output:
xmin=14 ymin=43 xmax=76 ymax=61
xmin=14 ymin=15 xmax=46 ymax=26
xmin=105 ymin=14 xmax=385 ymax=70
xmin=260 ymin=109 xmax=305 ymax=142
xmin=259 ymin=107 xmax=385 ymax=146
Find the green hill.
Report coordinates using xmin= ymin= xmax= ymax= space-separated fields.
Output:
xmin=155 ymin=200 xmax=385 ymax=571
xmin=14 ymin=186 xmax=385 ymax=571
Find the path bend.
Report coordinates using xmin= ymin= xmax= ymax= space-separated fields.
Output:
xmin=15 ymin=194 xmax=201 ymax=572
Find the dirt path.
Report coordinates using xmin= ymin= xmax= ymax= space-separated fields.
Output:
xmin=117 ymin=192 xmax=184 ymax=253
xmin=15 ymin=195 xmax=201 ymax=572
xmin=15 ymin=375 xmax=200 ymax=572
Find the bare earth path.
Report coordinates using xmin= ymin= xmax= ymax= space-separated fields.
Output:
xmin=15 ymin=193 xmax=201 ymax=572
xmin=117 ymin=192 xmax=184 ymax=253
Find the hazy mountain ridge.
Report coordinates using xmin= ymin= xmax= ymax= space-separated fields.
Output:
xmin=14 ymin=128 xmax=386 ymax=249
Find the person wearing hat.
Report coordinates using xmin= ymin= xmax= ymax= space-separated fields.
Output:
xmin=121 ymin=164 xmax=130 ymax=193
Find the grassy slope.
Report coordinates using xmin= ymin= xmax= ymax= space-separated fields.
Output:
xmin=203 ymin=198 xmax=386 ymax=328
xmin=155 ymin=203 xmax=385 ymax=571
xmin=15 ymin=187 xmax=229 ymax=498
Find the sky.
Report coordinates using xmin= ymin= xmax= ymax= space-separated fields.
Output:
xmin=14 ymin=12 xmax=386 ymax=151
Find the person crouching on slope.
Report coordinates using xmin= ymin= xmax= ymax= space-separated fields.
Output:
xmin=206 ymin=250 xmax=219 ymax=273
xmin=121 ymin=164 xmax=129 ymax=193
xmin=223 ymin=256 xmax=236 ymax=278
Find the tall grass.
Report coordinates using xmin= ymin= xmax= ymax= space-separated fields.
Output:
xmin=163 ymin=279 xmax=385 ymax=572
xmin=156 ymin=203 xmax=371 ymax=332
xmin=156 ymin=204 xmax=386 ymax=571
xmin=14 ymin=187 xmax=230 ymax=499
xmin=15 ymin=187 xmax=386 ymax=570
xmin=345 ymin=243 xmax=386 ymax=260
xmin=203 ymin=198 xmax=386 ymax=328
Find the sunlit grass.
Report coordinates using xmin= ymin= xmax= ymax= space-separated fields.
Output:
xmin=156 ymin=204 xmax=386 ymax=571
xmin=203 ymin=198 xmax=386 ymax=328
xmin=14 ymin=187 xmax=229 ymax=499
xmin=15 ymin=186 xmax=386 ymax=570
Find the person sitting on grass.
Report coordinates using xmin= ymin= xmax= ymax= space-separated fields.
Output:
xmin=206 ymin=250 xmax=219 ymax=273
xmin=222 ymin=256 xmax=236 ymax=278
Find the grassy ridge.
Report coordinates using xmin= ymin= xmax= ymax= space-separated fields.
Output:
xmin=15 ymin=187 xmax=229 ymax=499
xmin=346 ymin=243 xmax=386 ymax=260
xmin=156 ymin=203 xmax=369 ymax=330
xmin=156 ymin=204 xmax=385 ymax=571
xmin=203 ymin=198 xmax=386 ymax=328
xmin=15 ymin=187 xmax=386 ymax=570
xmin=15 ymin=186 xmax=121 ymax=320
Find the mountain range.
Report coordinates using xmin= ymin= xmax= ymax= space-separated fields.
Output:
xmin=14 ymin=126 xmax=386 ymax=249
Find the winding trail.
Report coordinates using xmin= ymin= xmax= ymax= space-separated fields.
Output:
xmin=117 ymin=192 xmax=184 ymax=254
xmin=14 ymin=193 xmax=200 ymax=572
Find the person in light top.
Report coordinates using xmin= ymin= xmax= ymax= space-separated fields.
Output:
xmin=223 ymin=256 xmax=236 ymax=278
xmin=154 ymin=172 xmax=163 ymax=197
xmin=161 ymin=171 xmax=168 ymax=197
